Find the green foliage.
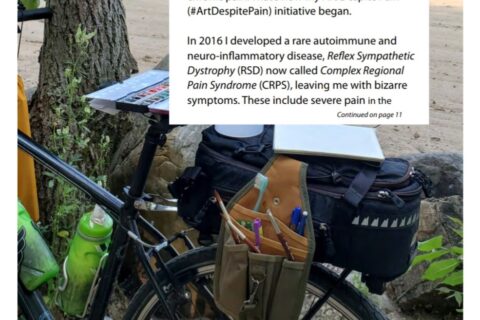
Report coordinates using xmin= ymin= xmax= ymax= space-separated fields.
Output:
xmin=20 ymin=0 xmax=40 ymax=10
xmin=42 ymin=25 xmax=110 ymax=310
xmin=422 ymin=259 xmax=460 ymax=281
xmin=413 ymin=217 xmax=463 ymax=312
xmin=46 ymin=25 xmax=110 ymax=260
xmin=417 ymin=235 xmax=443 ymax=252
xmin=350 ymin=272 xmax=369 ymax=296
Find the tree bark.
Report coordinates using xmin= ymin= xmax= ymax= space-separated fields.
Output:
xmin=30 ymin=0 xmax=138 ymax=218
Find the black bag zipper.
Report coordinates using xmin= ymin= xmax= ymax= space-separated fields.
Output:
xmin=309 ymin=184 xmax=422 ymax=207
xmin=344 ymin=163 xmax=413 ymax=189
xmin=199 ymin=143 xmax=260 ymax=173
xmin=202 ymin=143 xmax=414 ymax=189
xmin=308 ymin=161 xmax=413 ymax=189
xmin=314 ymin=222 xmax=336 ymax=259
xmin=201 ymin=142 xmax=421 ymax=206
xmin=377 ymin=189 xmax=405 ymax=207
xmin=411 ymin=168 xmax=433 ymax=197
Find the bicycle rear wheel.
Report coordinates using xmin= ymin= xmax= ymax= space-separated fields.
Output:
xmin=124 ymin=246 xmax=386 ymax=320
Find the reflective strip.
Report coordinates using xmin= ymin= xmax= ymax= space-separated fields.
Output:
xmin=351 ymin=216 xmax=360 ymax=225
xmin=381 ymin=219 xmax=389 ymax=228
xmin=390 ymin=219 xmax=398 ymax=228
xmin=361 ymin=217 xmax=369 ymax=226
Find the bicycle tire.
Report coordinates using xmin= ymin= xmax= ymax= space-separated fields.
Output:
xmin=124 ymin=246 xmax=387 ymax=320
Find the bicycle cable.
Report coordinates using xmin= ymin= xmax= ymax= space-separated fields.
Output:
xmin=98 ymin=204 xmax=170 ymax=252
xmin=126 ymin=230 xmax=169 ymax=251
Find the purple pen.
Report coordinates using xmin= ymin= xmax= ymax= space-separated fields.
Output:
xmin=253 ymin=218 xmax=262 ymax=249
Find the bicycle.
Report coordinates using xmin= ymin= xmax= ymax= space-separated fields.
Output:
xmin=18 ymin=6 xmax=388 ymax=320
xmin=19 ymin=118 xmax=388 ymax=320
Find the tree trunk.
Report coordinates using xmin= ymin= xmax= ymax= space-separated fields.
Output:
xmin=30 ymin=0 xmax=138 ymax=219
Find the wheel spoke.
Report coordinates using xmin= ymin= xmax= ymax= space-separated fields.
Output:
xmin=127 ymin=248 xmax=384 ymax=320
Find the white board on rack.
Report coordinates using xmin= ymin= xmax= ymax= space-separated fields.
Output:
xmin=273 ymin=125 xmax=385 ymax=163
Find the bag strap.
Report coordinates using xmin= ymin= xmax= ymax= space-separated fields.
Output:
xmin=343 ymin=165 xmax=379 ymax=207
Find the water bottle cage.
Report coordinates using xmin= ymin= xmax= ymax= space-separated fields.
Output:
xmin=56 ymin=254 xmax=109 ymax=318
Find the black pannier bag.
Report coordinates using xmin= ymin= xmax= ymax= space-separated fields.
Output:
xmin=168 ymin=126 xmax=432 ymax=293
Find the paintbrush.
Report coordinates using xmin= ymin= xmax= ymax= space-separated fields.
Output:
xmin=266 ymin=208 xmax=295 ymax=261
xmin=214 ymin=190 xmax=261 ymax=254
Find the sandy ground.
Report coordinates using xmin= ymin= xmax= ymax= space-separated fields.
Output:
xmin=17 ymin=0 xmax=462 ymax=156
xmin=378 ymin=0 xmax=463 ymax=156
xmin=17 ymin=0 xmax=169 ymax=89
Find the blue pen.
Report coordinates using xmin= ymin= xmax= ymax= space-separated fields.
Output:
xmin=289 ymin=207 xmax=302 ymax=231
xmin=296 ymin=211 xmax=308 ymax=236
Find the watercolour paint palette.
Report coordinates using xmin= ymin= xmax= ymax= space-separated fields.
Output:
xmin=116 ymin=77 xmax=169 ymax=113
xmin=85 ymin=70 xmax=169 ymax=115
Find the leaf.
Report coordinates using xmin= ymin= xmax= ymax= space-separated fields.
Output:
xmin=418 ymin=235 xmax=443 ymax=252
xmin=85 ymin=30 xmax=96 ymax=40
xmin=437 ymin=287 xmax=454 ymax=294
xmin=452 ymin=291 xmax=463 ymax=306
xmin=452 ymin=228 xmax=463 ymax=239
xmin=447 ymin=216 xmax=463 ymax=226
xmin=75 ymin=25 xmax=83 ymax=43
xmin=442 ymin=270 xmax=463 ymax=286
xmin=64 ymin=67 xmax=72 ymax=77
xmin=43 ymin=171 xmax=56 ymax=178
xmin=422 ymin=259 xmax=460 ymax=281
xmin=57 ymin=230 xmax=70 ymax=238
xmin=412 ymin=249 xmax=449 ymax=266
xmin=450 ymin=246 xmax=463 ymax=255
xmin=47 ymin=180 xmax=55 ymax=189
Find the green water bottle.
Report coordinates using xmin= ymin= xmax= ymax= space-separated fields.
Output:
xmin=18 ymin=200 xmax=60 ymax=291
xmin=57 ymin=205 xmax=113 ymax=317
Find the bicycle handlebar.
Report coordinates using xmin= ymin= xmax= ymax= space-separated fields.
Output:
xmin=18 ymin=7 xmax=53 ymax=22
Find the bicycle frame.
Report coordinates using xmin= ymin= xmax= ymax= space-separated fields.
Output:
xmin=18 ymin=115 xmax=193 ymax=320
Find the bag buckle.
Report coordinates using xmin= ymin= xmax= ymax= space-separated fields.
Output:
xmin=331 ymin=171 xmax=342 ymax=184
xmin=243 ymin=278 xmax=263 ymax=308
